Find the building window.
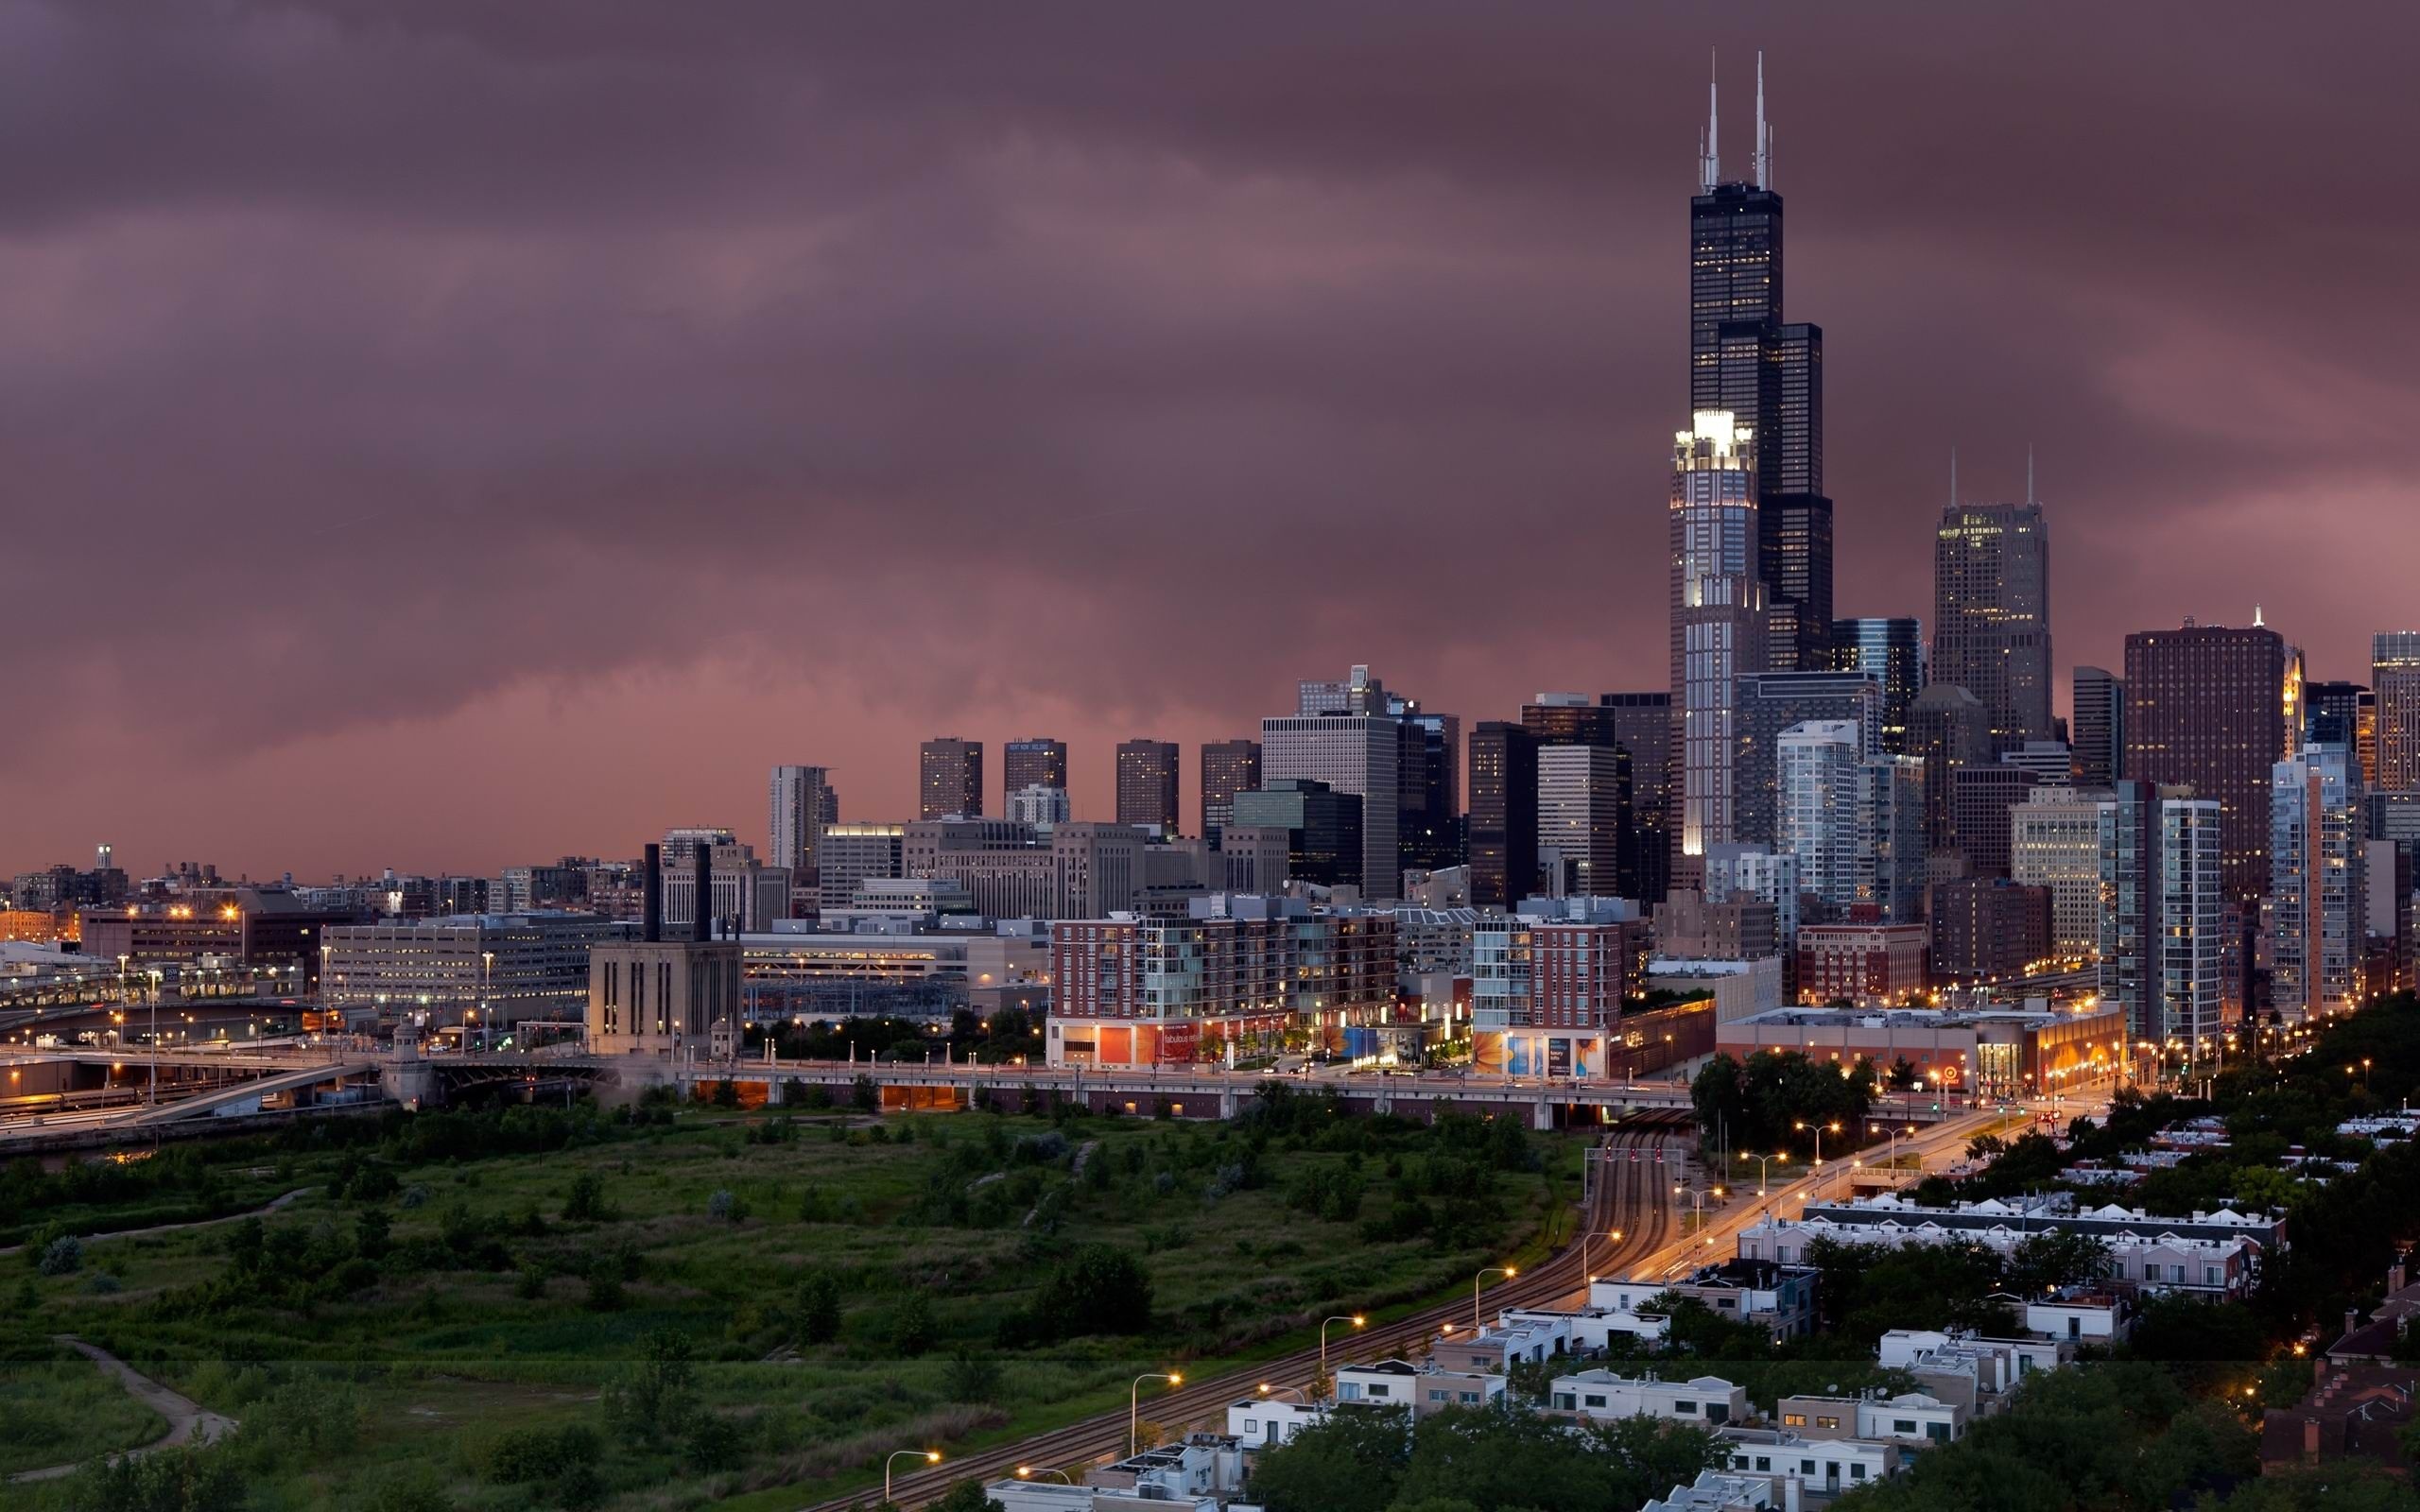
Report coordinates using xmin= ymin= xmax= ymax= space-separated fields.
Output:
xmin=1782 ymin=1413 xmax=1806 ymax=1427
xmin=1816 ymin=1416 xmax=1841 ymax=1430
xmin=1674 ymin=1400 xmax=1698 ymax=1415
xmin=1584 ymin=1394 xmax=1606 ymax=1408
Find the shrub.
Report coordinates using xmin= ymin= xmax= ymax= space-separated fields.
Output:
xmin=796 ymin=1270 xmax=843 ymax=1346
xmin=562 ymin=1171 xmax=612 ymax=1222
xmin=37 ymin=1235 xmax=82 ymax=1276
xmin=891 ymin=1292 xmax=936 ymax=1357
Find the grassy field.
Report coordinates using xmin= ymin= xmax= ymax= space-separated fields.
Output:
xmin=0 ymin=1341 xmax=166 ymax=1479
xmin=0 ymin=1091 xmax=1582 ymax=1511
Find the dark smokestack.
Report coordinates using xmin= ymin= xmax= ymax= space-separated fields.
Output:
xmin=693 ymin=840 xmax=713 ymax=943
xmin=643 ymin=844 xmax=663 ymax=943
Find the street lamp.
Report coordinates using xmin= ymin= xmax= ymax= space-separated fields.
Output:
xmin=1015 ymin=1467 xmax=1074 ymax=1484
xmin=1734 ymin=1152 xmax=1785 ymax=1197
xmin=1320 ymin=1314 xmax=1365 ymax=1383
xmin=1474 ymin=1266 xmax=1514 ymax=1333
xmin=480 ymin=950 xmax=494 ymax=1050
xmin=884 ymin=1449 xmax=941 ymax=1503
xmin=1582 ymin=1228 xmax=1624 ymax=1284
xmin=1256 ymin=1383 xmax=1311 ymax=1403
xmin=1794 ymin=1120 xmax=1841 ymax=1197
xmin=1131 ymin=1371 xmax=1181 ymax=1456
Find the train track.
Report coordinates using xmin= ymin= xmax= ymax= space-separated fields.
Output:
xmin=804 ymin=1120 xmax=1689 ymax=1511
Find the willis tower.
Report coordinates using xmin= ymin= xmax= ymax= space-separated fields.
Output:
xmin=1689 ymin=55 xmax=1830 ymax=672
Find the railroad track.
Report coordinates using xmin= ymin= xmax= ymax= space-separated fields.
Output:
xmin=804 ymin=1120 xmax=1687 ymax=1511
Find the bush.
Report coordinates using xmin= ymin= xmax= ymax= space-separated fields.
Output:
xmin=480 ymin=1422 xmax=605 ymax=1507
xmin=683 ymin=1411 xmax=746 ymax=1473
xmin=1013 ymin=1244 xmax=1151 ymax=1343
xmin=891 ymin=1292 xmax=936 ymax=1357
xmin=562 ymin=1171 xmax=613 ymax=1222
xmin=707 ymin=1189 xmax=745 ymax=1222
xmin=602 ymin=1329 xmax=697 ymax=1438
xmin=583 ymin=1263 xmax=626 ymax=1313
xmin=796 ymin=1270 xmax=843 ymax=1346
xmin=37 ymin=1235 xmax=82 ymax=1276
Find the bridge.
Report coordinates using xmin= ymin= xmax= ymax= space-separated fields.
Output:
xmin=0 ymin=1041 xmax=1967 ymax=1140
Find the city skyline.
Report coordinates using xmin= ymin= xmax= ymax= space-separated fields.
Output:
xmin=5 ymin=7 xmax=2416 ymax=876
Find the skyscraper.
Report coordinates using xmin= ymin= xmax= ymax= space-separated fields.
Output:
xmin=2123 ymin=621 xmax=2288 ymax=902
xmin=1390 ymin=697 xmax=1463 ymax=876
xmin=768 ymin=765 xmax=835 ymax=877
xmin=2271 ymin=743 xmax=2366 ymax=1022
xmin=1907 ymin=683 xmax=1990 ymax=857
xmin=1932 ymin=499 xmax=2053 ymax=752
xmin=1535 ymin=745 xmax=1631 ymax=900
xmin=2011 ymin=786 xmax=2108 ymax=957
xmin=1668 ymin=410 xmax=1766 ymax=891
xmin=2071 ymin=666 xmax=2124 ymax=786
xmin=1520 ymin=695 xmax=1651 ymax=900
xmin=1689 ymin=59 xmax=1830 ymax=674
xmin=1600 ymin=693 xmax=1674 ymax=903
xmin=1003 ymin=738 xmax=1069 ymax=801
xmin=1729 ymin=669 xmax=1882 ymax=847
xmin=2375 ymin=632 xmax=2420 ymax=792
xmin=1830 ymin=617 xmax=1924 ymax=753
xmin=1468 ymin=722 xmax=1541 ymax=911
xmin=1114 ymin=739 xmax=1181 ymax=836
xmin=918 ymin=738 xmax=984 ymax=821
xmin=1199 ymin=739 xmax=1262 ymax=840
xmin=2099 ymin=781 xmax=2223 ymax=1050
xmin=1777 ymin=720 xmax=1862 ymax=919
xmin=1264 ymin=667 xmax=1408 ymax=902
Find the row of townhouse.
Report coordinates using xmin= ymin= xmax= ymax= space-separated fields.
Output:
xmin=1733 ymin=1192 xmax=2281 ymax=1298
xmin=990 ymin=1435 xmax=1264 ymax=1512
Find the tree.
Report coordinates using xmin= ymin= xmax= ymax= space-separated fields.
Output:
xmin=603 ymin=1329 xmax=697 ymax=1438
xmin=1018 ymin=1244 xmax=1152 ymax=1342
xmin=929 ymin=1481 xmax=1007 ymax=1512
xmin=853 ymin=1074 xmax=880 ymax=1114
xmin=1248 ymin=1407 xmax=1411 ymax=1512
xmin=796 ymin=1269 xmax=843 ymax=1345
xmin=891 ymin=1293 xmax=936 ymax=1357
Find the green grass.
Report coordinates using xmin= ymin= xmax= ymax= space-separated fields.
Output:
xmin=0 ymin=1098 xmax=1582 ymax=1511
xmin=0 ymin=1344 xmax=166 ymax=1478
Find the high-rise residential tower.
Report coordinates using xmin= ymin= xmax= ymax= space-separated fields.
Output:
xmin=2071 ymin=666 xmax=2124 ymax=786
xmin=1932 ymin=498 xmax=2053 ymax=752
xmin=1668 ymin=411 xmax=1766 ymax=891
xmin=1599 ymin=693 xmax=1674 ymax=902
xmin=1535 ymin=745 xmax=1631 ymax=900
xmin=2272 ymin=743 xmax=2366 ymax=1022
xmin=1829 ymin=617 xmax=1924 ymax=754
xmin=918 ymin=738 xmax=984 ymax=821
xmin=2099 ymin=781 xmax=2224 ymax=1050
xmin=1199 ymin=739 xmax=1262 ymax=840
xmin=1114 ymin=739 xmax=1182 ymax=836
xmin=1729 ymin=669 xmax=1882 ymax=848
xmin=1777 ymin=720 xmax=1863 ymax=919
xmin=2376 ymin=632 xmax=2420 ymax=792
xmin=768 ymin=765 xmax=835 ymax=877
xmin=1689 ymin=59 xmax=1830 ymax=674
xmin=2123 ymin=621 xmax=2289 ymax=902
xmin=1468 ymin=722 xmax=1541 ymax=910
xmin=1003 ymin=738 xmax=1069 ymax=801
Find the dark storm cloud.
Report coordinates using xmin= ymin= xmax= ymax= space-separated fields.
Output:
xmin=3 ymin=0 xmax=2414 ymax=873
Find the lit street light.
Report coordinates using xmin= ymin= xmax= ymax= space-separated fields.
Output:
xmin=1734 ymin=1151 xmax=1785 ymax=1197
xmin=1474 ymin=1266 xmax=1514 ymax=1334
xmin=1015 ymin=1467 xmax=1073 ymax=1484
xmin=1132 ymin=1371 xmax=1181 ymax=1456
xmin=884 ymin=1449 xmax=941 ymax=1503
xmin=1320 ymin=1314 xmax=1365 ymax=1384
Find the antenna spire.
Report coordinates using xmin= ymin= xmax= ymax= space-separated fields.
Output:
xmin=1754 ymin=52 xmax=1770 ymax=187
xmin=1700 ymin=50 xmax=1720 ymax=193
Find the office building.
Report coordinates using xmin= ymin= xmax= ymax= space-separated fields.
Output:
xmin=1006 ymin=783 xmax=1071 ymax=830
xmin=1908 ymin=685 xmax=1990 ymax=857
xmin=1669 ymin=410 xmax=1768 ymax=890
xmin=919 ymin=737 xmax=984 ymax=820
xmin=2124 ymin=622 xmax=2289 ymax=902
xmin=2272 ymin=744 xmax=2367 ymax=1022
xmin=2377 ymin=633 xmax=2420 ymax=792
xmin=1858 ymin=754 xmax=1929 ymax=924
xmin=1931 ymin=499 xmax=2053 ymax=752
xmin=1214 ymin=825 xmax=1292 ymax=894
xmin=2305 ymin=681 xmax=2371 ymax=769
xmin=1732 ymin=670 xmax=1882 ymax=847
xmin=1535 ymin=745 xmax=1632 ymax=901
xmin=1830 ymin=617 xmax=1925 ymax=753
xmin=1690 ymin=82 xmax=1831 ymax=674
xmin=2011 ymin=787 xmax=2109 ymax=957
xmin=1703 ymin=845 xmax=1801 ymax=955
xmin=768 ymin=765 xmax=836 ymax=878
xmin=2071 ymin=667 xmax=2123 ymax=786
xmin=1392 ymin=699 xmax=1463 ymax=876
xmin=1929 ymin=879 xmax=2051 ymax=984
xmin=78 ymin=888 xmax=362 ymax=990
xmin=1600 ymin=693 xmax=1676 ymax=902
xmin=323 ymin=912 xmax=631 ymax=1026
xmin=1231 ymin=781 xmax=1364 ymax=891
xmin=816 ymin=824 xmax=906 ymax=914
xmin=1947 ymin=764 xmax=2055 ymax=880
xmin=1777 ymin=721 xmax=1863 ymax=919
xmin=1469 ymin=722 xmax=1541 ymax=910
xmin=1795 ymin=922 xmax=1928 ymax=1006
xmin=1264 ymin=666 xmax=1408 ymax=901
xmin=1199 ymin=738 xmax=1262 ymax=839
xmin=1654 ymin=889 xmax=1780 ymax=964
xmin=1115 ymin=739 xmax=1182 ymax=836
xmin=1002 ymin=738 xmax=1070 ymax=800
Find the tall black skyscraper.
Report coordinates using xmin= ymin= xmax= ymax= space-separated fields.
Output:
xmin=1690 ymin=56 xmax=1831 ymax=674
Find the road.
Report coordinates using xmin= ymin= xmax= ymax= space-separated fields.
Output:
xmin=7 ymin=1337 xmax=238 ymax=1484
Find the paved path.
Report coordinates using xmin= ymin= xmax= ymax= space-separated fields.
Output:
xmin=7 ymin=1337 xmax=238 ymax=1483
xmin=0 ymin=1187 xmax=315 ymax=1258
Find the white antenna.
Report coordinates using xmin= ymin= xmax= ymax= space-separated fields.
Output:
xmin=1701 ymin=50 xmax=1720 ymax=193
xmin=2254 ymin=604 xmax=2266 ymax=627
xmin=1754 ymin=52 xmax=1770 ymax=188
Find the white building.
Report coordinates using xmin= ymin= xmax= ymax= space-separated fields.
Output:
xmin=1334 ymin=1359 xmax=1501 ymax=1418
xmin=1008 ymin=783 xmax=1073 ymax=830
xmin=1499 ymin=1303 xmax=1669 ymax=1352
xmin=1641 ymin=1470 xmax=1774 ymax=1512
xmin=2025 ymin=1289 xmax=2132 ymax=1344
xmin=1718 ymin=1426 xmax=1898 ymax=1503
xmin=1775 ymin=1390 xmax=1966 ymax=1447
xmin=1547 ymin=1369 xmax=1746 ymax=1426
xmin=322 ymin=912 xmax=631 ymax=1026
xmin=1876 ymin=1330 xmax=2067 ymax=1415
xmin=1778 ymin=721 xmax=1864 ymax=919
xmin=1704 ymin=845 xmax=1800 ymax=955
xmin=989 ymin=1435 xmax=1244 ymax=1512
xmin=769 ymin=765 xmax=836 ymax=876
xmin=2010 ymin=786 xmax=2107 ymax=957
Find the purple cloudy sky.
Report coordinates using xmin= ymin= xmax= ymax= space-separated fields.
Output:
xmin=3 ymin=1 xmax=2411 ymax=880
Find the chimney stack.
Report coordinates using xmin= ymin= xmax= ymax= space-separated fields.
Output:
xmin=642 ymin=844 xmax=663 ymax=943
xmin=692 ymin=840 xmax=713 ymax=943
